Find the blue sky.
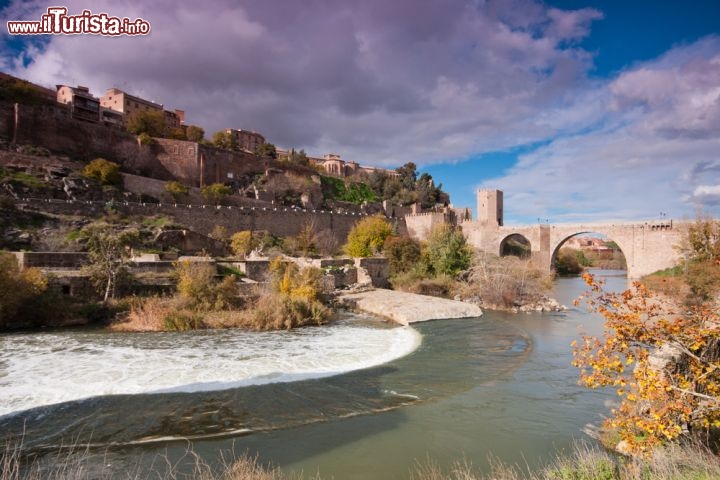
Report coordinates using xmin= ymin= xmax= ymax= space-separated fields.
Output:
xmin=2 ymin=0 xmax=719 ymax=224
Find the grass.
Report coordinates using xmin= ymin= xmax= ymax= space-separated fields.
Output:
xmin=4 ymin=441 xmax=719 ymax=480
xmin=641 ymin=266 xmax=687 ymax=300
xmin=0 ymin=168 xmax=46 ymax=189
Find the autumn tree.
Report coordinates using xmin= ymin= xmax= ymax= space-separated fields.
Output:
xmin=231 ymin=230 xmax=255 ymax=257
xmin=573 ymin=273 xmax=720 ymax=456
xmin=126 ymin=110 xmax=165 ymax=137
xmin=255 ymin=142 xmax=277 ymax=159
xmin=81 ymin=226 xmax=138 ymax=302
xmin=82 ymin=158 xmax=122 ymax=186
xmin=186 ymin=125 xmax=205 ymax=142
xmin=0 ymin=252 xmax=48 ymax=328
xmin=344 ymin=215 xmax=393 ymax=257
xmin=286 ymin=148 xmax=309 ymax=166
xmin=679 ymin=218 xmax=720 ymax=302
xmin=164 ymin=180 xmax=189 ymax=199
xmin=211 ymin=130 xmax=238 ymax=150
xmin=200 ymin=182 xmax=232 ymax=204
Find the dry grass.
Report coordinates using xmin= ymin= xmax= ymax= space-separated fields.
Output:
xmin=1 ymin=442 xmax=314 ymax=480
xmin=456 ymin=253 xmax=554 ymax=309
xmin=109 ymin=289 xmax=330 ymax=333
xmin=3 ymin=440 xmax=720 ymax=480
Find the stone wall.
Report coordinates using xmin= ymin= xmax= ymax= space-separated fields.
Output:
xmin=1 ymin=101 xmax=174 ymax=180
xmin=14 ymin=251 xmax=89 ymax=269
xmin=153 ymin=138 xmax=263 ymax=188
xmin=17 ymin=197 xmax=404 ymax=247
xmin=405 ymin=211 xmax=454 ymax=241
xmin=355 ymin=257 xmax=389 ymax=288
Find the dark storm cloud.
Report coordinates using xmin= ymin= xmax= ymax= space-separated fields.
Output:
xmin=2 ymin=0 xmax=602 ymax=164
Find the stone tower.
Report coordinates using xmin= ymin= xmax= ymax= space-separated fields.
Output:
xmin=477 ymin=189 xmax=503 ymax=227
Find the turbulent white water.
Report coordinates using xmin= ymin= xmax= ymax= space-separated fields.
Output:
xmin=0 ymin=319 xmax=421 ymax=417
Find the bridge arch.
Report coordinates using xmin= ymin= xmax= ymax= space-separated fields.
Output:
xmin=550 ymin=231 xmax=628 ymax=274
xmin=500 ymin=233 xmax=532 ymax=259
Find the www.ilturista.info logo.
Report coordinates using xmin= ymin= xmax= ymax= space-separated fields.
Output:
xmin=7 ymin=6 xmax=150 ymax=36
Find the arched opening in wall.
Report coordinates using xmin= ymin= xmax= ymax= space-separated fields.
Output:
xmin=551 ymin=232 xmax=627 ymax=276
xmin=500 ymin=234 xmax=531 ymax=259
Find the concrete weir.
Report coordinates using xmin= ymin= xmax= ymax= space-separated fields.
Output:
xmin=339 ymin=288 xmax=483 ymax=326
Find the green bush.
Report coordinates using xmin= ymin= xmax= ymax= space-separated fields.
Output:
xmin=555 ymin=247 xmax=583 ymax=275
xmin=344 ymin=216 xmax=393 ymax=257
xmin=425 ymin=224 xmax=471 ymax=275
xmin=164 ymin=180 xmax=189 ymax=197
xmin=200 ymin=183 xmax=232 ymax=204
xmin=82 ymin=158 xmax=122 ymax=186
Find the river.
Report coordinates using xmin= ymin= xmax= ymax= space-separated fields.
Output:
xmin=0 ymin=271 xmax=625 ymax=478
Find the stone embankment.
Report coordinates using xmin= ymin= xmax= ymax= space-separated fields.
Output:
xmin=338 ymin=288 xmax=483 ymax=325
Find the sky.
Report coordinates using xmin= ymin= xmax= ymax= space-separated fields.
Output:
xmin=1 ymin=0 xmax=719 ymax=225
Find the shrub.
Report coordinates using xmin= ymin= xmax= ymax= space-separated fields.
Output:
xmin=175 ymin=260 xmax=236 ymax=311
xmin=458 ymin=253 xmax=554 ymax=308
xmin=82 ymin=158 xmax=122 ymax=186
xmin=315 ymin=229 xmax=339 ymax=257
xmin=344 ymin=215 xmax=393 ymax=257
xmin=555 ymin=247 xmax=583 ymax=275
xmin=0 ymin=252 xmax=49 ymax=328
xmin=201 ymin=183 xmax=232 ymax=204
xmin=425 ymin=224 xmax=472 ymax=276
xmin=231 ymin=231 xmax=255 ymax=257
xmin=164 ymin=180 xmax=189 ymax=198
xmin=137 ymin=132 xmax=155 ymax=145
xmin=186 ymin=125 xmax=205 ymax=142
xmin=126 ymin=110 xmax=165 ymax=137
xmin=255 ymin=142 xmax=277 ymax=158
xmin=383 ymin=235 xmax=422 ymax=275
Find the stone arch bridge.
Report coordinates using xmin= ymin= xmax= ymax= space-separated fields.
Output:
xmin=449 ymin=189 xmax=685 ymax=279
xmin=461 ymin=219 xmax=682 ymax=278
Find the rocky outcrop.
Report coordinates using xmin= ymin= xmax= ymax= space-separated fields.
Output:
xmin=339 ymin=288 xmax=483 ymax=325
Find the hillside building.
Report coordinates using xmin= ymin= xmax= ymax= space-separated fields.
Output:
xmin=225 ymin=128 xmax=265 ymax=153
xmin=56 ymin=85 xmax=101 ymax=123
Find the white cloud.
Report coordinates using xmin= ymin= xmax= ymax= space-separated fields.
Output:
xmin=481 ymin=37 xmax=720 ymax=222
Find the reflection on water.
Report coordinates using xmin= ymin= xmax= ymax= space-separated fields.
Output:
xmin=1 ymin=271 xmax=626 ymax=479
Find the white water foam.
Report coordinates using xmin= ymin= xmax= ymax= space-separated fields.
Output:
xmin=0 ymin=320 xmax=421 ymax=417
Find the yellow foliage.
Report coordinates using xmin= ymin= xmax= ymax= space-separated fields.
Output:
xmin=231 ymin=230 xmax=255 ymax=257
xmin=573 ymin=273 xmax=720 ymax=456
xmin=344 ymin=215 xmax=392 ymax=257
xmin=0 ymin=252 xmax=49 ymax=327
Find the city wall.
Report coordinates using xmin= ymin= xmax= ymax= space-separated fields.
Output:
xmin=18 ymin=197 xmax=405 ymax=246
xmin=1 ymin=101 xmax=175 ymax=180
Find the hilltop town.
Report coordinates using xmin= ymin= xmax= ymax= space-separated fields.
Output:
xmin=1 ymin=71 xmax=488 ymax=329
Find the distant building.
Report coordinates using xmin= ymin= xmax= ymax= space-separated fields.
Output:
xmin=56 ymin=85 xmax=100 ymax=123
xmin=99 ymin=87 xmax=163 ymax=125
xmin=225 ymin=128 xmax=265 ymax=153
xmin=165 ymin=109 xmax=185 ymax=130
xmin=100 ymin=87 xmax=186 ymax=133
xmin=310 ymin=153 xmax=398 ymax=179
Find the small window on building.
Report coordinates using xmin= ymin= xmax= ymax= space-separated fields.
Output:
xmin=187 ymin=147 xmax=194 ymax=154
